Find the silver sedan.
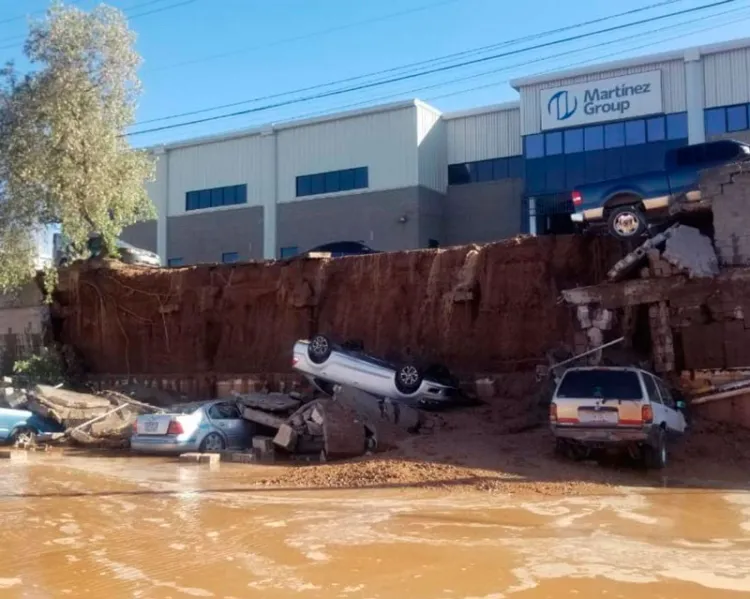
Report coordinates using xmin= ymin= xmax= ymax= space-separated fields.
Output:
xmin=292 ymin=335 xmax=458 ymax=406
xmin=131 ymin=400 xmax=254 ymax=454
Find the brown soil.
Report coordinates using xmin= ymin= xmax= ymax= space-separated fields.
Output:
xmin=260 ymin=395 xmax=750 ymax=495
xmin=52 ymin=235 xmax=621 ymax=378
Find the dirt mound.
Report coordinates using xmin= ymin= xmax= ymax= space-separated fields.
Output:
xmin=52 ymin=235 xmax=621 ymax=378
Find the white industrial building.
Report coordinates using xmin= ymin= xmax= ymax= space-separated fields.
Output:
xmin=122 ymin=36 xmax=750 ymax=265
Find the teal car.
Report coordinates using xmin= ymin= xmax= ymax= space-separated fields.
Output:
xmin=0 ymin=407 xmax=64 ymax=445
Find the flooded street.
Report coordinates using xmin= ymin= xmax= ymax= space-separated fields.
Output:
xmin=2 ymin=454 xmax=750 ymax=598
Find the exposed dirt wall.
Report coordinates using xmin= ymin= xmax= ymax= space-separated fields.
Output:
xmin=52 ymin=235 xmax=620 ymax=377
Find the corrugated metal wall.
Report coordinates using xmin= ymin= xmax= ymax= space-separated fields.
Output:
xmin=518 ymin=59 xmax=686 ymax=135
xmin=276 ymin=106 xmax=418 ymax=203
xmin=417 ymin=104 xmax=446 ymax=193
xmin=703 ymin=47 xmax=750 ymax=108
xmin=446 ymin=107 xmax=522 ymax=163
xmin=166 ymin=134 xmax=270 ymax=216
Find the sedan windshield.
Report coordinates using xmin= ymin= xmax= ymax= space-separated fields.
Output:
xmin=557 ymin=370 xmax=643 ymax=400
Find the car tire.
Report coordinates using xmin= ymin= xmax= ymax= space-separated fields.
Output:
xmin=199 ymin=432 xmax=226 ymax=453
xmin=9 ymin=426 xmax=36 ymax=446
xmin=307 ymin=334 xmax=333 ymax=364
xmin=607 ymin=205 xmax=648 ymax=240
xmin=394 ymin=364 xmax=423 ymax=395
xmin=644 ymin=427 xmax=668 ymax=470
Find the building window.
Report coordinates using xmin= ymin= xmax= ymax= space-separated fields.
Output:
xmin=604 ymin=122 xmax=625 ymax=149
xmin=584 ymin=126 xmax=604 ymax=151
xmin=545 ymin=131 xmax=563 ymax=156
xmin=646 ymin=116 xmax=666 ymax=141
xmin=525 ymin=134 xmax=544 ymax=158
xmin=296 ymin=167 xmax=368 ymax=197
xmin=564 ymin=128 xmax=584 ymax=154
xmin=727 ymin=104 xmax=749 ymax=132
xmin=280 ymin=246 xmax=298 ymax=258
xmin=222 ymin=252 xmax=239 ymax=264
xmin=168 ymin=257 xmax=183 ymax=267
xmin=447 ymin=155 xmax=524 ymax=185
xmin=625 ymin=120 xmax=646 ymax=146
xmin=185 ymin=184 xmax=247 ymax=211
xmin=666 ymin=112 xmax=688 ymax=140
xmin=705 ymin=107 xmax=726 ymax=135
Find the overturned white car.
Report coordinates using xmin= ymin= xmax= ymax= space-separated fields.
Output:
xmin=292 ymin=335 xmax=459 ymax=407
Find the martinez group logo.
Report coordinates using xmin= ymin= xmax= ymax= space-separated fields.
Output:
xmin=547 ymin=90 xmax=578 ymax=122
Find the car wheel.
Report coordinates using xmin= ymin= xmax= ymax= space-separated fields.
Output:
xmin=394 ymin=364 xmax=423 ymax=395
xmin=199 ymin=432 xmax=226 ymax=453
xmin=607 ymin=205 xmax=647 ymax=240
xmin=307 ymin=334 xmax=332 ymax=364
xmin=9 ymin=426 xmax=36 ymax=446
xmin=644 ymin=427 xmax=668 ymax=470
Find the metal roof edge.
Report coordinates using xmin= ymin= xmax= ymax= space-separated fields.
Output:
xmin=443 ymin=101 xmax=521 ymax=120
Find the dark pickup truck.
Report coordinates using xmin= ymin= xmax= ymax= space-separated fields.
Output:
xmin=570 ymin=139 xmax=750 ymax=240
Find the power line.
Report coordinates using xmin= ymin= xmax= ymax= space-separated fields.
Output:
xmin=137 ymin=0 xmax=693 ymax=125
xmin=148 ymin=0 xmax=472 ymax=73
xmin=127 ymin=0 xmax=740 ymax=137
xmin=278 ymin=6 xmax=750 ymax=125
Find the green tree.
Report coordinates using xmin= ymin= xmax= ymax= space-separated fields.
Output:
xmin=0 ymin=1 xmax=155 ymax=291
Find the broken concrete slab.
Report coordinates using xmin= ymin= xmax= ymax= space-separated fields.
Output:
xmin=661 ymin=225 xmax=719 ymax=278
xmin=26 ymin=386 xmax=112 ymax=427
xmin=321 ymin=400 xmax=366 ymax=460
xmin=234 ymin=392 xmax=301 ymax=413
xmin=224 ymin=451 xmax=256 ymax=464
xmin=606 ymin=226 xmax=675 ymax=282
xmin=179 ymin=452 xmax=220 ymax=464
xmin=252 ymin=436 xmax=275 ymax=452
xmin=309 ymin=406 xmax=325 ymax=425
xmin=242 ymin=407 xmax=285 ymax=429
xmin=273 ymin=424 xmax=298 ymax=451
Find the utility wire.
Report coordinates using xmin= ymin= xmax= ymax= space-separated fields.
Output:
xmin=137 ymin=0 xmax=694 ymax=125
xmin=127 ymin=0 xmax=740 ymax=137
xmin=271 ymin=6 xmax=750 ymax=127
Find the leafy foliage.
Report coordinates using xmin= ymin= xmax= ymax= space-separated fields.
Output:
xmin=0 ymin=1 xmax=155 ymax=292
xmin=13 ymin=346 xmax=66 ymax=387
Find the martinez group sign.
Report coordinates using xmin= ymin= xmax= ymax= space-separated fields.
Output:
xmin=540 ymin=71 xmax=663 ymax=131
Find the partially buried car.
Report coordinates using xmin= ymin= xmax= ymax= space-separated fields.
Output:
xmin=131 ymin=400 xmax=255 ymax=454
xmin=292 ymin=335 xmax=459 ymax=407
xmin=0 ymin=407 xmax=63 ymax=445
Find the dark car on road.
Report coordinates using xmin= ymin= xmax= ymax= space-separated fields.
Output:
xmin=570 ymin=139 xmax=750 ymax=239
xmin=305 ymin=241 xmax=381 ymax=257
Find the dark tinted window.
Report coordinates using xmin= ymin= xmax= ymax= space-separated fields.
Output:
xmin=325 ymin=170 xmax=340 ymax=192
xmin=604 ymin=122 xmax=625 ymax=148
xmin=556 ymin=369 xmax=643 ymax=400
xmin=280 ymin=246 xmax=298 ymax=258
xmin=646 ymin=116 xmax=666 ymax=141
xmin=584 ymin=126 xmax=604 ymax=151
xmin=221 ymin=252 xmax=239 ymax=264
xmin=475 ymin=159 xmax=494 ymax=182
xmin=667 ymin=112 xmax=688 ymax=140
xmin=705 ymin=108 xmax=726 ymax=135
xmin=625 ymin=120 xmax=646 ymax=146
xmin=167 ymin=257 xmax=183 ymax=267
xmin=210 ymin=188 xmax=223 ymax=207
xmin=339 ymin=168 xmax=356 ymax=191
xmin=310 ymin=173 xmax=326 ymax=195
xmin=354 ymin=167 xmax=368 ymax=189
xmin=727 ymin=105 xmax=749 ymax=132
xmin=564 ymin=128 xmax=584 ymax=153
xmin=198 ymin=190 xmax=211 ymax=209
xmin=545 ymin=131 xmax=563 ymax=156
xmin=185 ymin=185 xmax=247 ymax=211
xmin=492 ymin=157 xmax=508 ymax=179
xmin=296 ymin=175 xmax=312 ymax=197
xmin=448 ymin=164 xmax=470 ymax=185
xmin=642 ymin=373 xmax=660 ymax=402
xmin=507 ymin=156 xmax=524 ymax=178
xmin=186 ymin=191 xmax=199 ymax=211
xmin=525 ymin=134 xmax=544 ymax=158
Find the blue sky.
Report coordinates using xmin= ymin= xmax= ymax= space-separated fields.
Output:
xmin=2 ymin=0 xmax=750 ymax=146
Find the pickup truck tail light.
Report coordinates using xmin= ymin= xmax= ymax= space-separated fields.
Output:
xmin=549 ymin=403 xmax=558 ymax=423
xmin=641 ymin=405 xmax=654 ymax=424
xmin=571 ymin=190 xmax=582 ymax=206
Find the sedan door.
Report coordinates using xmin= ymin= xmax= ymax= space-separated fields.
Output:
xmin=207 ymin=402 xmax=252 ymax=449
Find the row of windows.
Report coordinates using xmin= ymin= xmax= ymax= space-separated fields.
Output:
xmin=296 ymin=166 xmax=368 ymax=197
xmin=185 ymin=184 xmax=247 ymax=212
xmin=525 ymin=113 xmax=688 ymax=158
xmin=167 ymin=252 xmax=239 ymax=267
xmin=447 ymin=155 xmax=524 ymax=186
xmin=705 ymin=103 xmax=750 ymax=136
xmin=525 ymin=139 xmax=687 ymax=196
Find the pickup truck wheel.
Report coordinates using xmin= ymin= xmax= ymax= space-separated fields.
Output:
xmin=644 ymin=427 xmax=668 ymax=470
xmin=607 ymin=205 xmax=647 ymax=239
xmin=308 ymin=334 xmax=332 ymax=364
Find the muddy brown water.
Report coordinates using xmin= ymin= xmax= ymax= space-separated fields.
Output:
xmin=2 ymin=454 xmax=750 ymax=598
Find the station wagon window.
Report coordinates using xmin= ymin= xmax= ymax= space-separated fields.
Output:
xmin=556 ymin=370 xmax=643 ymax=400
xmin=642 ymin=374 xmax=661 ymax=403
xmin=655 ymin=379 xmax=675 ymax=408
xmin=208 ymin=403 xmax=241 ymax=419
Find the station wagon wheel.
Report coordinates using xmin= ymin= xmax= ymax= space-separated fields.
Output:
xmin=607 ymin=205 xmax=647 ymax=239
xmin=9 ymin=426 xmax=35 ymax=446
xmin=395 ymin=364 xmax=423 ymax=395
xmin=308 ymin=334 xmax=332 ymax=364
xmin=199 ymin=432 xmax=225 ymax=453
xmin=644 ymin=427 xmax=667 ymax=470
